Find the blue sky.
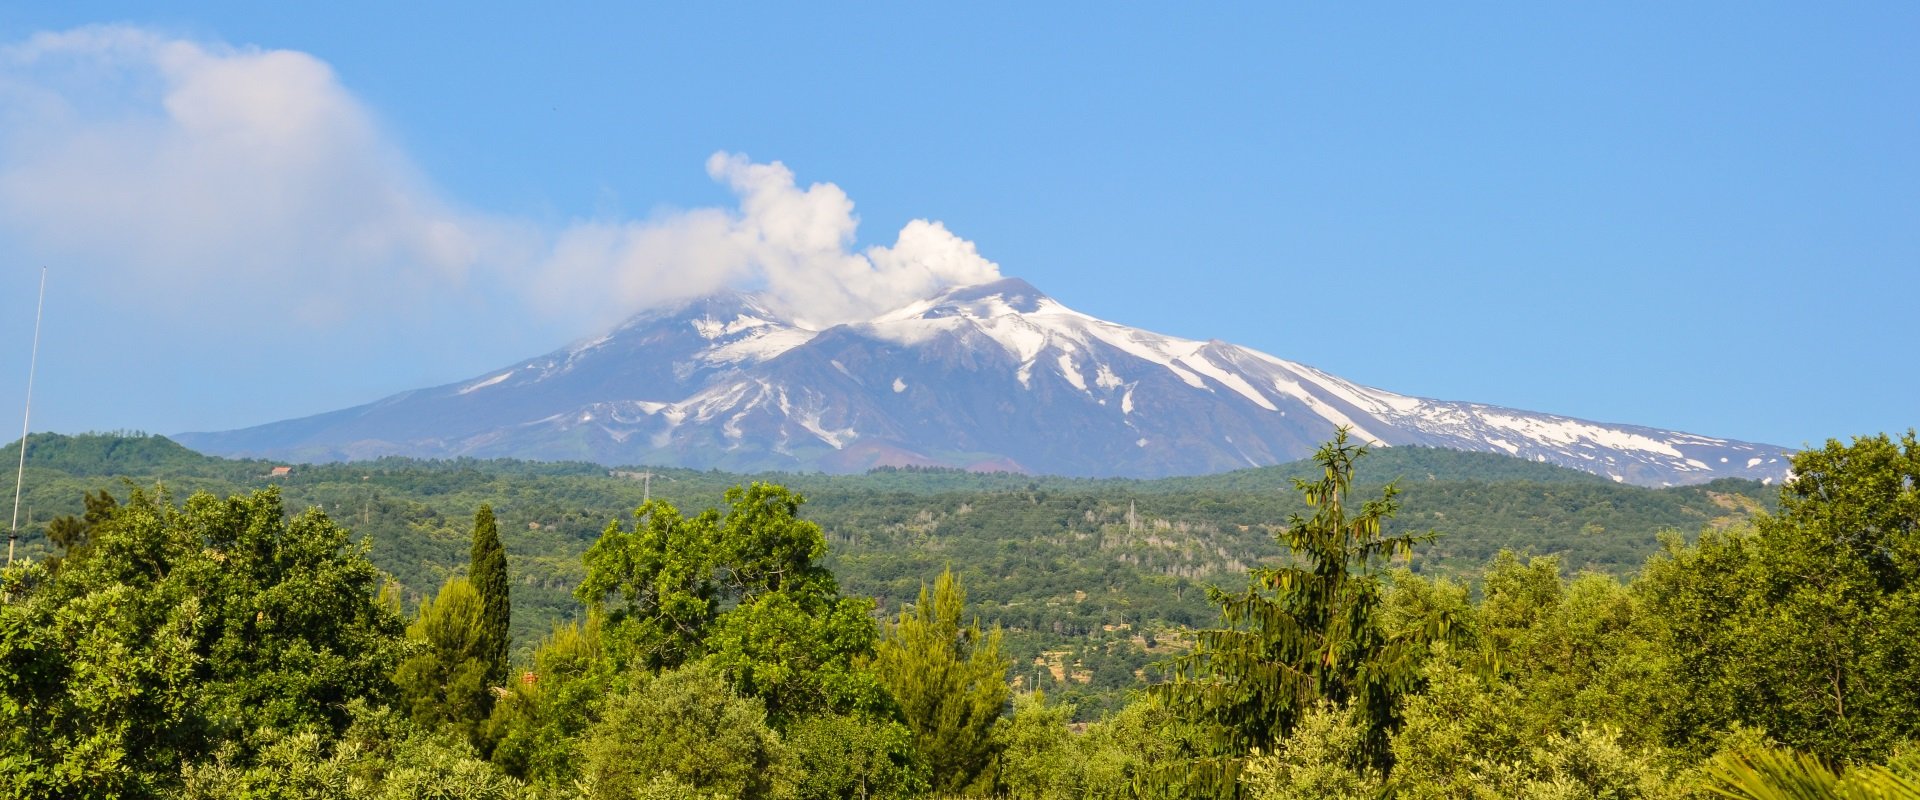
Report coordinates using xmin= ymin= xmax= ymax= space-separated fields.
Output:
xmin=0 ymin=3 xmax=1912 ymax=451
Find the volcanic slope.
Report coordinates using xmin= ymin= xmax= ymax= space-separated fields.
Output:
xmin=177 ymin=278 xmax=1790 ymax=486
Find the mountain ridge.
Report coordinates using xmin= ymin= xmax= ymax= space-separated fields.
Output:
xmin=176 ymin=278 xmax=1792 ymax=486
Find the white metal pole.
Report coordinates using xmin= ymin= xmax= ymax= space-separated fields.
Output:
xmin=8 ymin=268 xmax=46 ymax=568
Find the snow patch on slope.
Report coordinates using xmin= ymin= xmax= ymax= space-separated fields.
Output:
xmin=458 ymin=371 xmax=514 ymax=395
xmin=1176 ymin=351 xmax=1277 ymax=411
xmin=1476 ymin=412 xmax=1685 ymax=458
xmin=1268 ymin=375 xmax=1388 ymax=444
xmin=693 ymin=314 xmax=775 ymax=339
xmin=703 ymin=327 xmax=818 ymax=365
xmin=1057 ymin=353 xmax=1087 ymax=391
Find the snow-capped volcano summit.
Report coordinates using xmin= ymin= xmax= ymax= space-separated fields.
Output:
xmin=177 ymin=278 xmax=1789 ymax=485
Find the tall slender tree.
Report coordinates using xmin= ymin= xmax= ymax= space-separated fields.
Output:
xmin=469 ymin=504 xmax=511 ymax=692
xmin=1155 ymin=428 xmax=1441 ymax=797
xmin=875 ymin=567 xmax=1010 ymax=794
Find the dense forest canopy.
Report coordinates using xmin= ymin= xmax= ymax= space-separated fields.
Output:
xmin=2 ymin=430 xmax=1915 ymax=798
xmin=0 ymin=434 xmax=1777 ymax=717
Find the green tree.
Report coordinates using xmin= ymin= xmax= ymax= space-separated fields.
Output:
xmin=0 ymin=554 xmax=201 ymax=798
xmin=1076 ymin=699 xmax=1191 ymax=800
xmin=364 ymin=730 xmax=527 ymax=800
xmin=576 ymin=499 xmax=721 ymax=672
xmin=992 ymin=692 xmax=1081 ymax=800
xmin=1379 ymin=570 xmax=1477 ymax=663
xmin=1154 ymin=429 xmax=1442 ymax=796
xmin=711 ymin=483 xmax=839 ymax=601
xmin=787 ymin=713 xmax=929 ymax=800
xmin=874 ymin=567 xmax=1010 ymax=795
xmin=1453 ymin=552 xmax=1665 ymax=743
xmin=1479 ymin=551 xmax=1564 ymax=656
xmin=1239 ymin=702 xmax=1382 ymax=800
xmin=580 ymin=483 xmax=890 ymax=725
xmin=41 ymin=489 xmax=116 ymax=573
xmin=393 ymin=577 xmax=493 ymax=740
xmin=468 ymin=505 xmax=511 ymax=694
xmin=703 ymin=484 xmax=891 ymax=725
xmin=485 ymin=617 xmax=611 ymax=786
xmin=180 ymin=701 xmax=527 ymax=800
xmin=1643 ymin=432 xmax=1920 ymax=760
xmin=1385 ymin=651 xmax=1668 ymax=800
xmin=704 ymin=589 xmax=891 ymax=726
xmin=179 ymin=730 xmax=353 ymax=800
xmin=0 ymin=486 xmax=407 ymax=798
xmin=578 ymin=662 xmax=795 ymax=800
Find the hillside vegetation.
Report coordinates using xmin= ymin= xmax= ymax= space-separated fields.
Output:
xmin=0 ymin=433 xmax=1775 ymax=717
xmin=2 ymin=430 xmax=1914 ymax=799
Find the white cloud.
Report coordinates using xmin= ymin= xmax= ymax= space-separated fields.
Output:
xmin=0 ymin=26 xmax=509 ymax=327
xmin=0 ymin=25 xmax=999 ymax=336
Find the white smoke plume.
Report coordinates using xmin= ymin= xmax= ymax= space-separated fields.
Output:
xmin=535 ymin=153 xmax=1000 ymax=328
xmin=0 ymin=25 xmax=1000 ymax=337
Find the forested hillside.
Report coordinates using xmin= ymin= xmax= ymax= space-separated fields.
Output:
xmin=2 ymin=430 xmax=1915 ymax=798
xmin=0 ymin=434 xmax=1775 ymax=718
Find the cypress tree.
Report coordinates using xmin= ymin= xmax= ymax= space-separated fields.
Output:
xmin=470 ymin=503 xmax=511 ymax=691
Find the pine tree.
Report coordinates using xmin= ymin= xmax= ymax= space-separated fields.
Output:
xmin=42 ymin=489 xmax=117 ymax=572
xmin=875 ymin=567 xmax=1010 ymax=794
xmin=393 ymin=576 xmax=493 ymax=736
xmin=470 ymin=504 xmax=511 ymax=692
xmin=1154 ymin=428 xmax=1441 ymax=797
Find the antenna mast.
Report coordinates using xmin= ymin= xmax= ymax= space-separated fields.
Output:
xmin=8 ymin=268 xmax=45 ymax=568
